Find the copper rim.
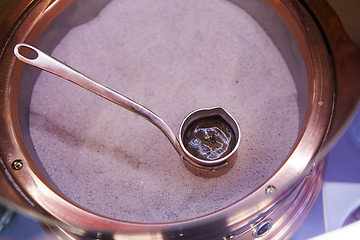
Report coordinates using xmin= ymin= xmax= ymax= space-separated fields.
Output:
xmin=0 ymin=0 xmax=359 ymax=239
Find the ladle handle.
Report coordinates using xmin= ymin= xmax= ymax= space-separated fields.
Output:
xmin=14 ymin=43 xmax=181 ymax=154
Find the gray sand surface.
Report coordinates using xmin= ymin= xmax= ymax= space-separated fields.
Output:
xmin=29 ymin=0 xmax=299 ymax=223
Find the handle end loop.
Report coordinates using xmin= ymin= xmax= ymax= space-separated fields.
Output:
xmin=14 ymin=43 xmax=39 ymax=64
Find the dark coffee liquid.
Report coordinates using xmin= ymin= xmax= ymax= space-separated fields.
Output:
xmin=183 ymin=116 xmax=236 ymax=160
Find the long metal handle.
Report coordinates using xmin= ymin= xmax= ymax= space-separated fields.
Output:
xmin=14 ymin=43 xmax=181 ymax=154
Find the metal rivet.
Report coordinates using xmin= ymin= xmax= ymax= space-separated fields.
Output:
xmin=265 ymin=185 xmax=276 ymax=195
xmin=253 ymin=219 xmax=273 ymax=238
xmin=222 ymin=235 xmax=234 ymax=240
xmin=11 ymin=160 xmax=23 ymax=170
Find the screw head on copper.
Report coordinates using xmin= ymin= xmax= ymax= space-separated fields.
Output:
xmin=12 ymin=159 xmax=23 ymax=170
xmin=265 ymin=185 xmax=276 ymax=195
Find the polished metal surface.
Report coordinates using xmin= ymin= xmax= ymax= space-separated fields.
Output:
xmin=179 ymin=107 xmax=241 ymax=177
xmin=0 ymin=0 xmax=359 ymax=239
xmin=14 ymin=43 xmax=241 ymax=178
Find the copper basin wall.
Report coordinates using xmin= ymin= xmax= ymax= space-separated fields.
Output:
xmin=0 ymin=0 xmax=359 ymax=239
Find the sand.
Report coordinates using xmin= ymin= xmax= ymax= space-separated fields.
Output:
xmin=29 ymin=0 xmax=299 ymax=223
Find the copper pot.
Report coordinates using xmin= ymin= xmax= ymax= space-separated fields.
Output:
xmin=0 ymin=0 xmax=359 ymax=239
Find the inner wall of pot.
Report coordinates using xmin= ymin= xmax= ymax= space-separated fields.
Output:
xmin=17 ymin=0 xmax=307 ymax=223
